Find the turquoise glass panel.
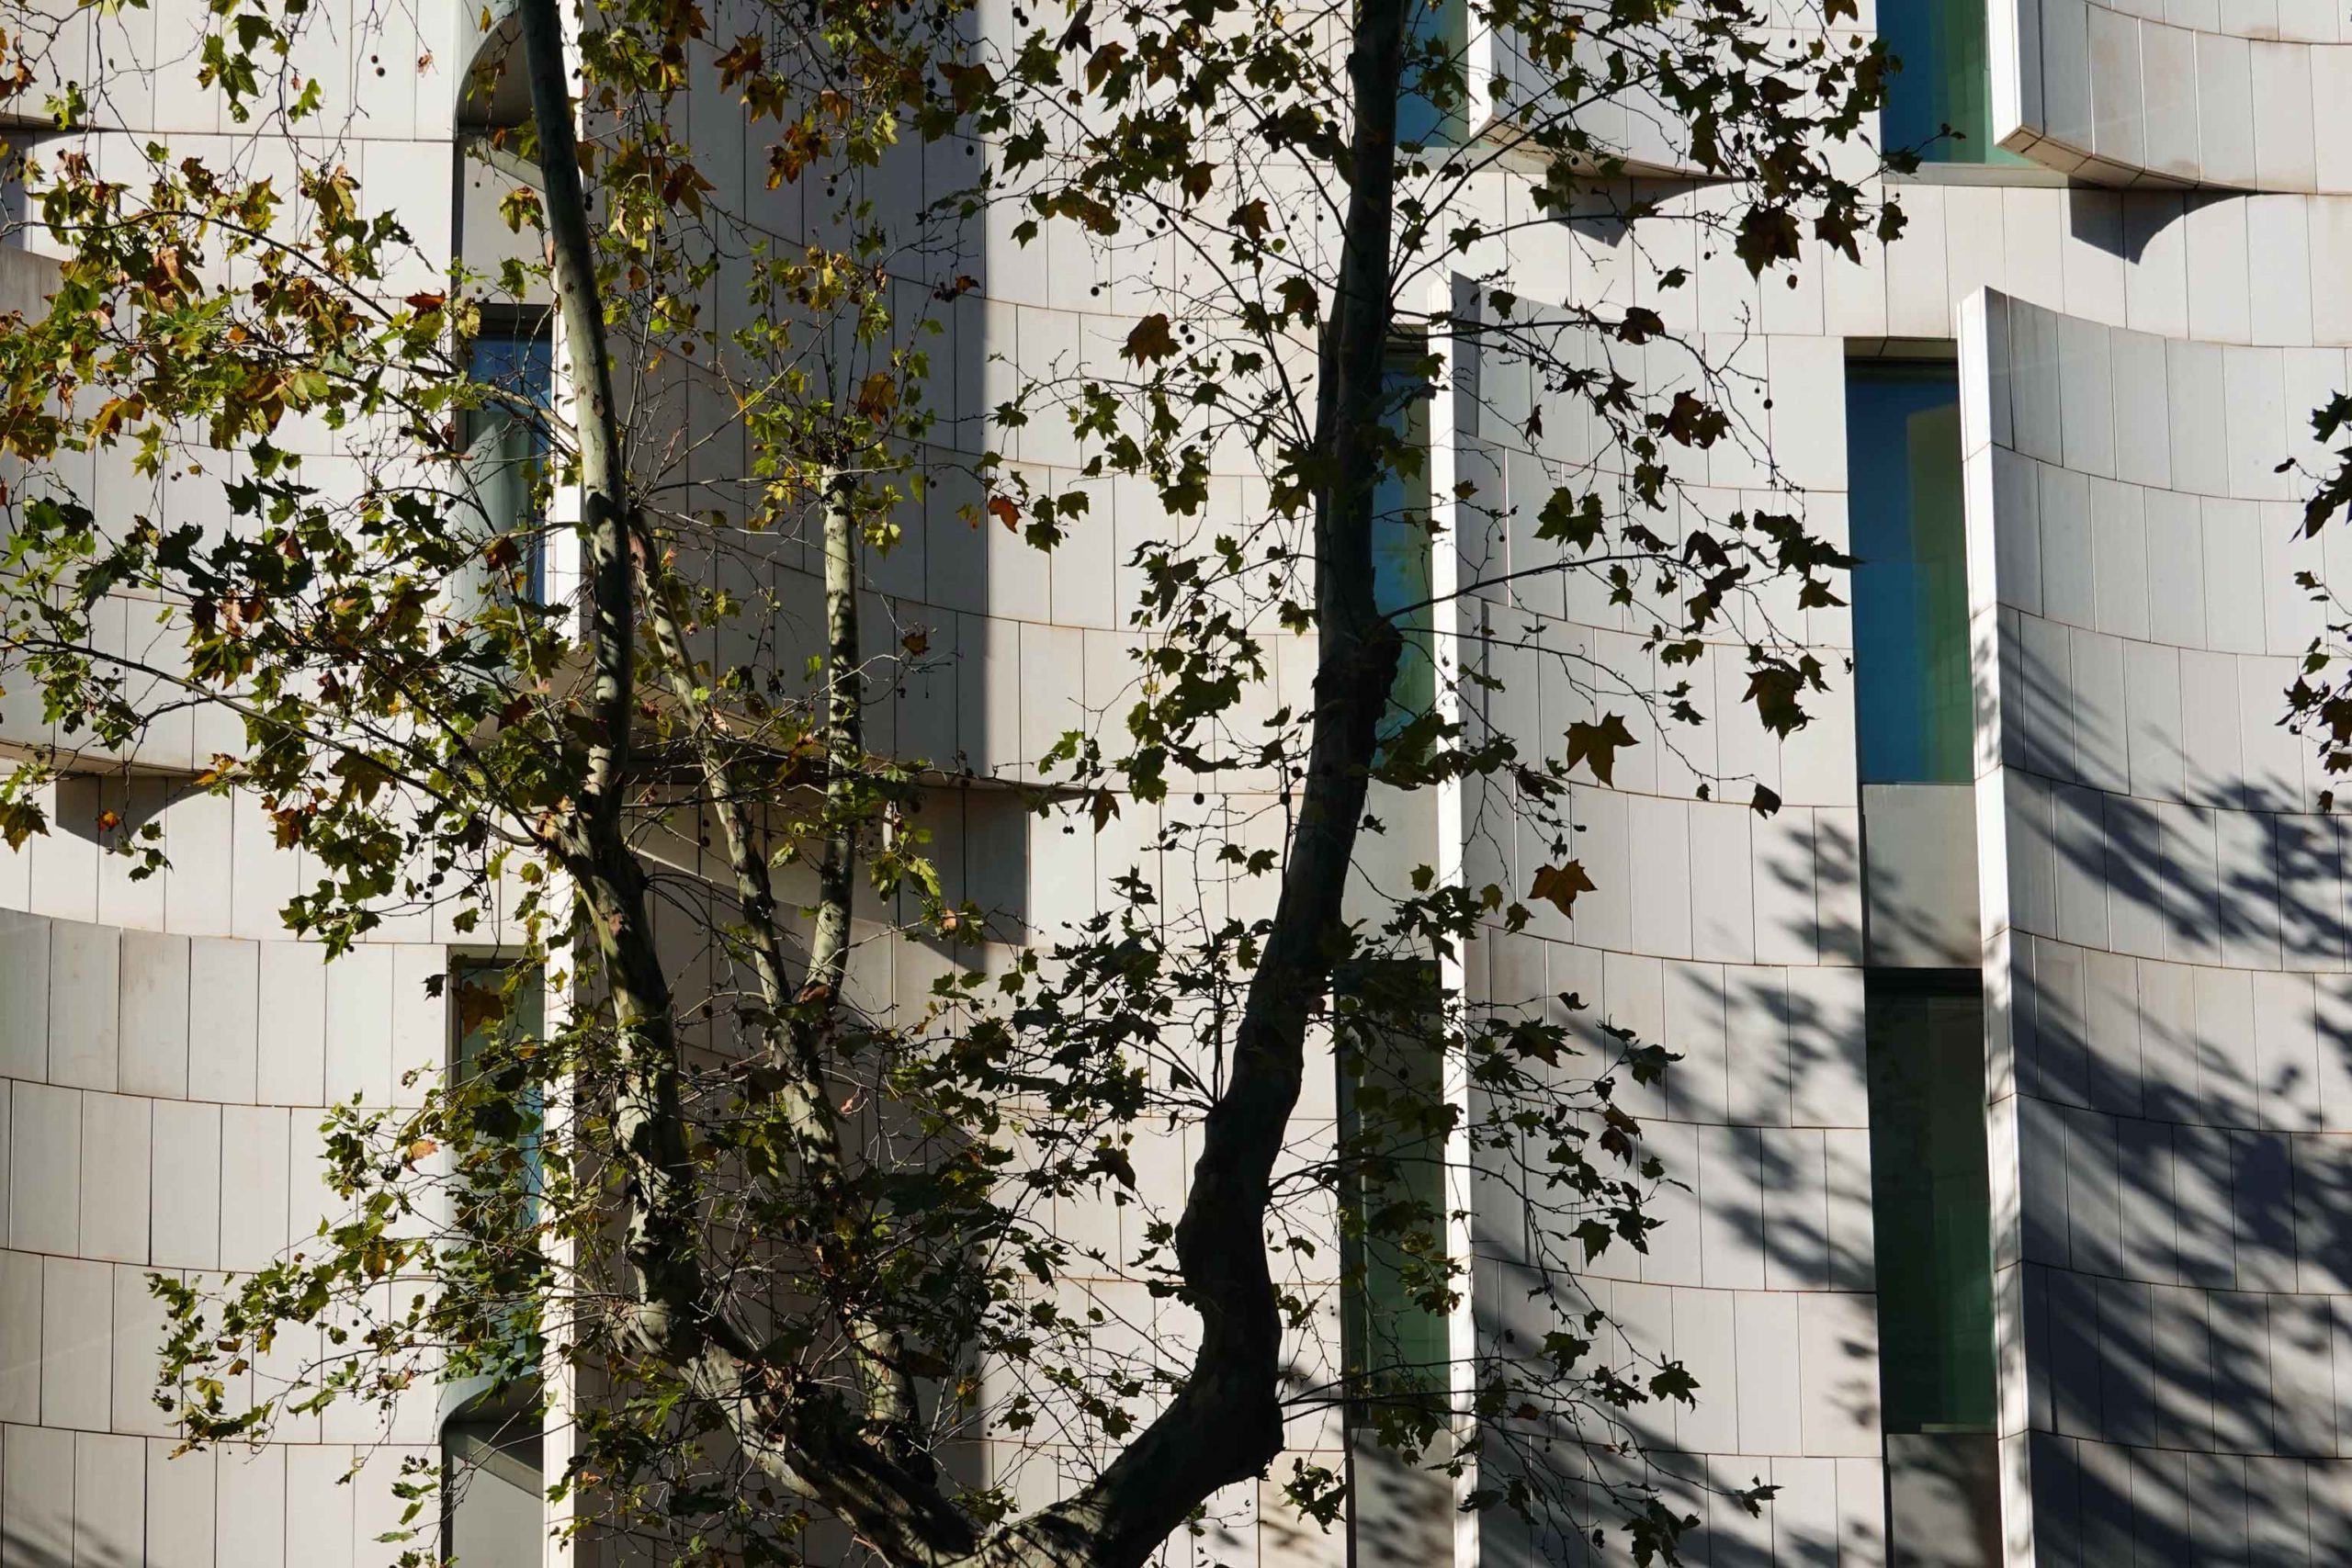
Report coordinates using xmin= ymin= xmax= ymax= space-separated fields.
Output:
xmin=1878 ymin=0 xmax=2028 ymax=164
xmin=1396 ymin=0 xmax=1467 ymax=147
xmin=1374 ymin=362 xmax=1437 ymax=741
xmin=1848 ymin=359 xmax=1973 ymax=784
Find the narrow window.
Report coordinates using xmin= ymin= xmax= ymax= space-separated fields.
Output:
xmin=464 ymin=316 xmax=554 ymax=604
xmin=1865 ymin=972 xmax=1996 ymax=1435
xmin=442 ymin=954 xmax=548 ymax=1567
xmin=1336 ymin=957 xmax=1451 ymax=1421
xmin=1396 ymin=0 xmax=1469 ymax=149
xmin=1846 ymin=357 xmax=1972 ymax=784
xmin=442 ymin=1388 xmax=545 ymax=1568
xmin=1374 ymin=347 xmax=1438 ymax=743
xmin=1865 ymin=970 xmax=2004 ymax=1566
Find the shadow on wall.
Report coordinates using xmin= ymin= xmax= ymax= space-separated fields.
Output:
xmin=1465 ymin=802 xmax=1883 ymax=1562
xmin=0 ymin=1529 xmax=132 ymax=1568
xmin=2007 ymin=627 xmax=2352 ymax=1554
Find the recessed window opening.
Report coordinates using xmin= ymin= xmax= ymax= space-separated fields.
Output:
xmin=1865 ymin=969 xmax=1996 ymax=1436
xmin=1846 ymin=355 xmax=1972 ymax=784
xmin=1878 ymin=0 xmax=2027 ymax=165
xmin=465 ymin=312 xmax=555 ymax=606
xmin=1397 ymin=0 xmax=1469 ymax=148
xmin=442 ymin=1383 xmax=545 ymax=1568
xmin=1335 ymin=956 xmax=1452 ymax=1428
xmin=442 ymin=953 xmax=549 ymax=1568
xmin=1375 ymin=344 xmax=1439 ymax=748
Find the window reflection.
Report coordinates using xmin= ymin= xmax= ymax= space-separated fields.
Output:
xmin=466 ymin=319 xmax=555 ymax=604
xmin=1878 ymin=0 xmax=2027 ymax=165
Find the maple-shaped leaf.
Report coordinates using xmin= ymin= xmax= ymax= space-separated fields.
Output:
xmin=1535 ymin=485 xmax=1602 ymax=549
xmin=457 ymin=982 xmax=508 ymax=1037
xmin=986 ymin=494 xmax=1021 ymax=531
xmin=1564 ymin=714 xmax=1636 ymax=784
xmin=1530 ymin=861 xmax=1596 ymax=917
xmin=1124 ymin=313 xmax=1177 ymax=363
xmin=1750 ymin=783 xmax=1781 ymax=818
xmin=854 ymin=372 xmax=899 ymax=420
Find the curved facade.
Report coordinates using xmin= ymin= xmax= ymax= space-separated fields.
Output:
xmin=7 ymin=0 xmax=2352 ymax=1564
xmin=0 ymin=0 xmax=525 ymax=1562
xmin=1453 ymin=313 xmax=1884 ymax=1562
xmin=1965 ymin=288 xmax=2352 ymax=1561
xmin=1992 ymin=0 xmax=2352 ymax=189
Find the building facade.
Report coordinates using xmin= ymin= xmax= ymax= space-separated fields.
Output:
xmin=2 ymin=0 xmax=2350 ymax=1562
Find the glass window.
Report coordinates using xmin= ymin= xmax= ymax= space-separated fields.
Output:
xmin=442 ymin=957 xmax=548 ymax=1566
xmin=465 ymin=321 xmax=554 ymax=603
xmin=1877 ymin=0 xmax=2028 ymax=164
xmin=1846 ymin=357 xmax=1972 ymax=784
xmin=1865 ymin=971 xmax=1996 ymax=1435
xmin=1336 ymin=959 xmax=1450 ymax=1424
xmin=1396 ymin=0 xmax=1468 ymax=148
xmin=1375 ymin=352 xmax=1438 ymax=743
xmin=451 ymin=953 xmax=547 ymax=1218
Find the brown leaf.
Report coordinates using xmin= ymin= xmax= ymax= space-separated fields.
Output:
xmin=1529 ymin=862 xmax=1597 ymax=917
xmin=854 ymin=371 xmax=899 ymax=421
xmin=1123 ymin=313 xmax=1177 ymax=364
xmin=987 ymin=494 xmax=1021 ymax=532
xmin=1564 ymin=714 xmax=1636 ymax=785
xmin=456 ymin=982 xmax=508 ymax=1037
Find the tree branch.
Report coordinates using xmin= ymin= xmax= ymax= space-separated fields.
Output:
xmin=977 ymin=0 xmax=1411 ymax=1560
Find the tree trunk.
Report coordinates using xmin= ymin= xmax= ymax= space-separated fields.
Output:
xmin=966 ymin=0 xmax=1411 ymax=1560
xmin=518 ymin=3 xmax=964 ymax=1554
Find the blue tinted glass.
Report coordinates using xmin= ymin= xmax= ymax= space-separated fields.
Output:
xmin=1848 ymin=359 xmax=1972 ymax=784
xmin=1374 ymin=364 xmax=1436 ymax=738
xmin=1396 ymin=0 xmax=1466 ymax=147
xmin=468 ymin=326 xmax=553 ymax=602
xmin=468 ymin=332 xmax=553 ymax=410
xmin=1878 ymin=0 xmax=2028 ymax=164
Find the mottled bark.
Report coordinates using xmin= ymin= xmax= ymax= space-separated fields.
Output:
xmin=520 ymin=0 xmax=965 ymax=1557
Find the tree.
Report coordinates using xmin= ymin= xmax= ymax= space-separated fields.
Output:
xmin=0 ymin=0 xmax=1886 ymax=1560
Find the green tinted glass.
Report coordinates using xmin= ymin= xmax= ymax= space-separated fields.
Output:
xmin=1375 ymin=357 xmax=1437 ymax=743
xmin=453 ymin=955 xmax=547 ymax=1219
xmin=1337 ymin=960 xmax=1450 ymax=1424
xmin=1866 ymin=974 xmax=1996 ymax=1434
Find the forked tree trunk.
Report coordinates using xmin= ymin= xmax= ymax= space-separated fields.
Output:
xmin=514 ymin=0 xmax=1413 ymax=1552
